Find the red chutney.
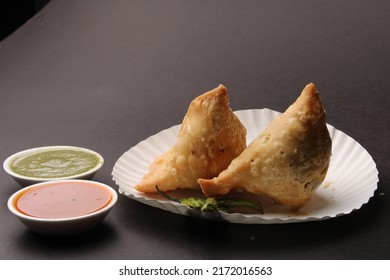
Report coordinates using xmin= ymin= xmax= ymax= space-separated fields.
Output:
xmin=16 ymin=181 xmax=112 ymax=219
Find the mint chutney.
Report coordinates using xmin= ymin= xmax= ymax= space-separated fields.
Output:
xmin=10 ymin=149 xmax=101 ymax=179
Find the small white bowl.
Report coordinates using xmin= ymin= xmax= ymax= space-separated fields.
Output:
xmin=3 ymin=146 xmax=104 ymax=186
xmin=7 ymin=180 xmax=118 ymax=235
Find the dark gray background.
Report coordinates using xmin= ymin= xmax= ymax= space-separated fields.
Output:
xmin=0 ymin=0 xmax=389 ymax=259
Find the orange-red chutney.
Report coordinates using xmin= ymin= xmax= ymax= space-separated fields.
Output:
xmin=16 ymin=181 xmax=112 ymax=219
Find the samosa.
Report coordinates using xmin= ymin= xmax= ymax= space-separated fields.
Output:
xmin=135 ymin=84 xmax=247 ymax=193
xmin=198 ymin=83 xmax=332 ymax=210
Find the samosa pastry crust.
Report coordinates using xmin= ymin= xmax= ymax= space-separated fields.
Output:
xmin=199 ymin=83 xmax=332 ymax=210
xmin=135 ymin=85 xmax=247 ymax=193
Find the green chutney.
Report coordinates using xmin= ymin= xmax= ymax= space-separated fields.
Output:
xmin=11 ymin=149 xmax=101 ymax=179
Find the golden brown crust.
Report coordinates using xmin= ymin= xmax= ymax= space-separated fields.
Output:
xmin=135 ymin=84 xmax=247 ymax=193
xmin=198 ymin=83 xmax=332 ymax=210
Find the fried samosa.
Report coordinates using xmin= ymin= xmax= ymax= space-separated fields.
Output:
xmin=198 ymin=83 xmax=332 ymax=210
xmin=135 ymin=84 xmax=247 ymax=193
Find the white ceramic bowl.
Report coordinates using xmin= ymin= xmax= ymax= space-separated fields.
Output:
xmin=3 ymin=146 xmax=104 ymax=186
xmin=7 ymin=180 xmax=118 ymax=235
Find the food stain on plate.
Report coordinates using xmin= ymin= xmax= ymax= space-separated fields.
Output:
xmin=322 ymin=181 xmax=333 ymax=189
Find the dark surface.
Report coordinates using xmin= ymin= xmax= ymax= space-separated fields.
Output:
xmin=0 ymin=0 xmax=50 ymax=40
xmin=0 ymin=0 xmax=389 ymax=260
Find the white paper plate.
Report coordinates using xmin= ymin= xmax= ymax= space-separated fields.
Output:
xmin=112 ymin=109 xmax=379 ymax=224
